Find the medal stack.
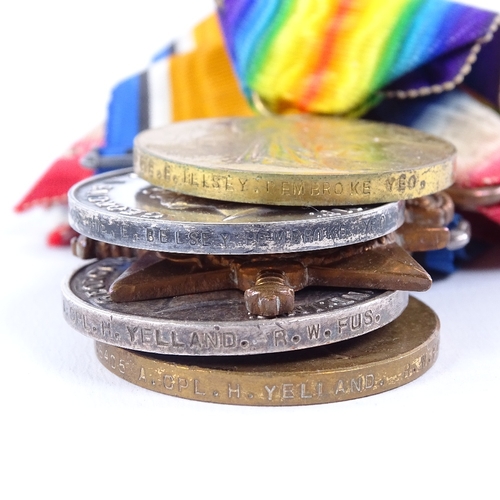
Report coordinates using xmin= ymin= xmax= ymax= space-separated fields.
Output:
xmin=62 ymin=115 xmax=457 ymax=406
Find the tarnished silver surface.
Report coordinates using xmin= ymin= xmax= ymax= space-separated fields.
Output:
xmin=62 ymin=258 xmax=409 ymax=356
xmin=68 ymin=170 xmax=405 ymax=254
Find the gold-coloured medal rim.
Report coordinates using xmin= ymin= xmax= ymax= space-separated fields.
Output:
xmin=135 ymin=152 xmax=454 ymax=206
xmin=134 ymin=116 xmax=455 ymax=206
xmin=95 ymin=297 xmax=439 ymax=406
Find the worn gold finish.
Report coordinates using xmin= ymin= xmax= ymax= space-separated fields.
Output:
xmin=447 ymin=184 xmax=500 ymax=210
xmin=108 ymin=236 xmax=431 ymax=316
xmin=95 ymin=296 xmax=439 ymax=406
xmin=134 ymin=116 xmax=455 ymax=206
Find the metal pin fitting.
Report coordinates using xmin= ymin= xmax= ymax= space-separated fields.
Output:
xmin=80 ymin=149 xmax=133 ymax=170
xmin=447 ymin=219 xmax=472 ymax=251
xmin=244 ymin=269 xmax=295 ymax=318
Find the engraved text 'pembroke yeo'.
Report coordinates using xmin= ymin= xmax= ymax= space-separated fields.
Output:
xmin=134 ymin=116 xmax=455 ymax=205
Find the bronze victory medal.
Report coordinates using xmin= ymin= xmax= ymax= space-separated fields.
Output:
xmin=95 ymin=297 xmax=439 ymax=406
xmin=134 ymin=116 xmax=456 ymax=206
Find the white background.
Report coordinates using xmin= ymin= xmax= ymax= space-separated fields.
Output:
xmin=1 ymin=1 xmax=499 ymax=499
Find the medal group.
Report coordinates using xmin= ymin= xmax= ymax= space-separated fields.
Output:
xmin=62 ymin=115 xmax=459 ymax=406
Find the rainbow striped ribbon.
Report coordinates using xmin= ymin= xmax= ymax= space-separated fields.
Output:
xmin=218 ymin=0 xmax=500 ymax=115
